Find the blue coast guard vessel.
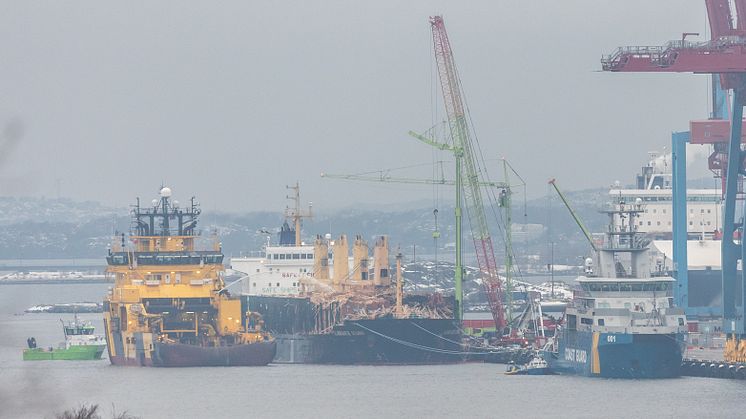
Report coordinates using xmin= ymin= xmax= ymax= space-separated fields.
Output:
xmin=545 ymin=199 xmax=687 ymax=378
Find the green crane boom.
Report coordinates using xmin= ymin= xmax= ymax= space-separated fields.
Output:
xmin=548 ymin=178 xmax=598 ymax=252
xmin=320 ymin=172 xmax=506 ymax=188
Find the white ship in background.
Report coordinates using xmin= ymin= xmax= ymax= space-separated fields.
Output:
xmin=229 ymin=183 xmax=390 ymax=298
xmin=230 ymin=221 xmax=315 ymax=296
xmin=608 ymin=151 xmax=722 ymax=240
xmin=610 ymin=151 xmax=723 ymax=311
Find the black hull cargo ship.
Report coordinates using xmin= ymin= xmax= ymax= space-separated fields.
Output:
xmin=246 ymin=296 xmax=464 ymax=364
xmin=232 ymin=185 xmax=465 ymax=364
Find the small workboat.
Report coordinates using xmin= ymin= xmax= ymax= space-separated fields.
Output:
xmin=504 ymin=354 xmax=555 ymax=375
xmin=23 ymin=315 xmax=106 ymax=361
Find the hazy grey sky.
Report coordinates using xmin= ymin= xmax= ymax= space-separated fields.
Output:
xmin=0 ymin=1 xmax=716 ymax=212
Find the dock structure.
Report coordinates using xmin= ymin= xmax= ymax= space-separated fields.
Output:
xmin=602 ymin=0 xmax=746 ymax=361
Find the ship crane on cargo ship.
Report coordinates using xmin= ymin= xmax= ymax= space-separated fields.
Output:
xmin=601 ymin=0 xmax=746 ymax=361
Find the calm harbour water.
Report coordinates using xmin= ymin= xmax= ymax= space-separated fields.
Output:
xmin=0 ymin=283 xmax=744 ymax=419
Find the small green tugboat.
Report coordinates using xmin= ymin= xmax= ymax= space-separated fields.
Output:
xmin=23 ymin=316 xmax=106 ymax=361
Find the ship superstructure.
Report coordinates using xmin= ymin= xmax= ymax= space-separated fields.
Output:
xmin=612 ymin=152 xmax=723 ymax=312
xmin=545 ymin=199 xmax=688 ymax=378
xmin=230 ymin=183 xmax=314 ymax=296
xmin=609 ymin=152 xmax=722 ymax=240
xmin=103 ymin=187 xmax=275 ymax=367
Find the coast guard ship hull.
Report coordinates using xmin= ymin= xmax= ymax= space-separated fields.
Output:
xmin=545 ymin=330 xmax=685 ymax=378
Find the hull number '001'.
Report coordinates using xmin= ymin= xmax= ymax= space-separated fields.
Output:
xmin=564 ymin=348 xmax=587 ymax=364
xmin=607 ymin=335 xmax=616 ymax=343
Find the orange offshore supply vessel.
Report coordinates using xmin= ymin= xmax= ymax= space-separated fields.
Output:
xmin=103 ymin=187 xmax=276 ymax=367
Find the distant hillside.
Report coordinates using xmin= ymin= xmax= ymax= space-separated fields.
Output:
xmin=0 ymin=188 xmax=610 ymax=266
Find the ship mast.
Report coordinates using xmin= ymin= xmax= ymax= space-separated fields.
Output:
xmin=285 ymin=182 xmax=313 ymax=246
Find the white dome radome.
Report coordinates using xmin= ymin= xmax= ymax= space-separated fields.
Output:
xmin=160 ymin=187 xmax=172 ymax=198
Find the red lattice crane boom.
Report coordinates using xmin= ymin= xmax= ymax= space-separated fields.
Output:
xmin=429 ymin=16 xmax=506 ymax=330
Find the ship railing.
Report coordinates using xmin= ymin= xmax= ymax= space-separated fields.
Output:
xmin=577 ymin=291 xmax=674 ymax=298
xmin=602 ymin=39 xmax=746 ymax=70
xmin=591 ymin=325 xmax=681 ymax=334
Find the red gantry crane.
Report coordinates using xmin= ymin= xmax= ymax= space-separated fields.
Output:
xmin=417 ymin=16 xmax=507 ymax=330
xmin=601 ymin=0 xmax=746 ymax=361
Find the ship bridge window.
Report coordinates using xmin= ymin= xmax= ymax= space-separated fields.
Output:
xmin=110 ymin=255 xmax=127 ymax=265
xmin=307 ymin=254 xmax=313 ymax=259
xmin=601 ymin=283 xmax=618 ymax=292
xmin=273 ymin=254 xmax=278 ymax=260
xmin=631 ymin=284 xmax=644 ymax=291
xmin=280 ymin=254 xmax=286 ymax=260
xmin=301 ymin=254 xmax=307 ymax=259
xmin=620 ymin=283 xmax=632 ymax=292
xmin=678 ymin=317 xmax=685 ymax=326
xmin=580 ymin=318 xmax=593 ymax=325
xmin=293 ymin=254 xmax=300 ymax=260
xmin=598 ymin=319 xmax=605 ymax=326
